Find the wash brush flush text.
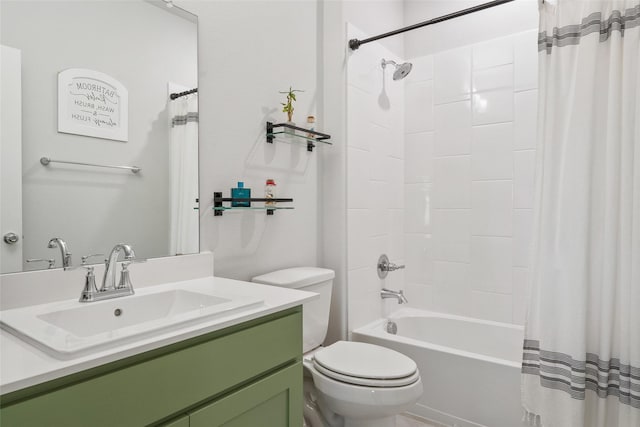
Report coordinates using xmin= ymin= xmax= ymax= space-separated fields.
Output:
xmin=58 ymin=68 xmax=129 ymax=142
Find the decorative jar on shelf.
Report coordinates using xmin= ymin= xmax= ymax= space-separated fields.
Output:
xmin=265 ymin=179 xmax=277 ymax=207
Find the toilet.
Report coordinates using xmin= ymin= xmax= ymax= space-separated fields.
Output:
xmin=252 ymin=267 xmax=423 ymax=427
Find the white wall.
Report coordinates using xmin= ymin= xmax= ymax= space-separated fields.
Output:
xmin=0 ymin=1 xmax=197 ymax=268
xmin=404 ymin=0 xmax=538 ymax=57
xmin=345 ymin=22 xmax=406 ymax=333
xmin=403 ymin=30 xmax=538 ymax=325
xmin=319 ymin=0 xmax=406 ymax=340
xmin=344 ymin=0 xmax=405 ymax=56
xmin=179 ymin=1 xmax=320 ymax=281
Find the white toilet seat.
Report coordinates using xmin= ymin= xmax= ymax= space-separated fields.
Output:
xmin=311 ymin=341 xmax=420 ymax=387
xmin=312 ymin=360 xmax=420 ymax=387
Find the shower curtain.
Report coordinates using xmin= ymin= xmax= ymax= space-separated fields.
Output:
xmin=169 ymin=92 xmax=199 ymax=255
xmin=521 ymin=1 xmax=640 ymax=426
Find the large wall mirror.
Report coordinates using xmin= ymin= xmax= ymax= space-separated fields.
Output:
xmin=0 ymin=1 xmax=199 ymax=273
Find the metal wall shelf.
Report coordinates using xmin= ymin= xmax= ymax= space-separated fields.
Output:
xmin=266 ymin=122 xmax=331 ymax=152
xmin=213 ymin=192 xmax=294 ymax=216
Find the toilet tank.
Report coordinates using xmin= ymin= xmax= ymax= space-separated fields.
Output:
xmin=252 ymin=267 xmax=334 ymax=353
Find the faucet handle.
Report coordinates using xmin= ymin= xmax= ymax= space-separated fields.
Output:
xmin=26 ymin=258 xmax=55 ymax=269
xmin=79 ymin=265 xmax=99 ymax=302
xmin=116 ymin=262 xmax=136 ymax=291
xmin=387 ymin=262 xmax=405 ymax=272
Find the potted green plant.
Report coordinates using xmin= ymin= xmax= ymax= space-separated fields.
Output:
xmin=279 ymin=86 xmax=304 ymax=133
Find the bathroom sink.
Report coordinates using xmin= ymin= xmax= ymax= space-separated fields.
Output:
xmin=0 ymin=289 xmax=263 ymax=359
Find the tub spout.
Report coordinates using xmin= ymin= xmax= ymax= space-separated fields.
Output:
xmin=381 ymin=288 xmax=408 ymax=304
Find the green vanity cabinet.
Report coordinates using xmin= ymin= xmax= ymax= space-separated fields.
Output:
xmin=0 ymin=307 xmax=303 ymax=427
xmin=189 ymin=362 xmax=302 ymax=426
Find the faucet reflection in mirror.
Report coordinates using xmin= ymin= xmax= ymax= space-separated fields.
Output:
xmin=48 ymin=237 xmax=71 ymax=269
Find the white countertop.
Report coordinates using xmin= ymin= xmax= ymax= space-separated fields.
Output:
xmin=0 ymin=276 xmax=317 ymax=395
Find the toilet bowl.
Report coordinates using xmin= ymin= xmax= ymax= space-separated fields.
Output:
xmin=304 ymin=341 xmax=423 ymax=427
xmin=252 ymin=267 xmax=423 ymax=427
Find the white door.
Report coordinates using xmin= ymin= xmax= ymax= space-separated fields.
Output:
xmin=1 ymin=45 xmax=23 ymax=273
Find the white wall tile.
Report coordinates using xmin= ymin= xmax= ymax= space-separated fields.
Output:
xmin=347 ymin=85 xmax=374 ymax=151
xmin=433 ymin=156 xmax=471 ymax=209
xmin=347 ymin=147 xmax=372 ymax=209
xmin=346 ymin=32 xmax=410 ymax=333
xmin=348 ymin=209 xmax=373 ymax=270
xmin=472 ymin=64 xmax=514 ymax=93
xmin=405 ymin=80 xmax=434 ymax=134
xmin=514 ymin=90 xmax=538 ymax=150
xmin=389 ymin=124 xmax=405 ymax=160
xmin=514 ymin=30 xmax=539 ymax=92
xmin=433 ymin=286 xmax=473 ymax=317
xmin=370 ymin=204 xmax=391 ymax=237
xmin=473 ymin=37 xmax=514 ymax=70
xmin=370 ymin=234 xmax=392 ymax=268
xmin=434 ymin=47 xmax=471 ymax=104
xmin=470 ymin=291 xmax=513 ymax=323
xmin=405 ymin=233 xmax=433 ymax=284
xmin=388 ymin=157 xmax=404 ymax=188
xmin=513 ymin=209 xmax=533 ymax=267
xmin=471 ymin=123 xmax=514 ymax=180
xmin=405 ymin=183 xmax=432 ymax=234
xmin=512 ymin=267 xmax=530 ymax=325
xmin=398 ymin=34 xmax=537 ymax=326
xmin=472 ymin=90 xmax=514 ymax=125
xmin=433 ymin=261 xmax=470 ymax=290
xmin=389 ymin=209 xmax=404 ymax=256
xmin=405 ymin=282 xmax=435 ymax=310
xmin=432 ymin=209 xmax=471 ymax=263
xmin=387 ymin=177 xmax=404 ymax=209
xmin=470 ymin=236 xmax=513 ymax=294
xmin=405 ymin=131 xmax=434 ymax=183
xmin=472 ymin=181 xmax=513 ymax=237
xmin=434 ymin=101 xmax=472 ymax=156
xmin=405 ymin=55 xmax=434 ymax=83
xmin=348 ymin=267 xmax=383 ymax=330
xmin=347 ymin=47 xmax=377 ymax=93
xmin=514 ymin=150 xmax=536 ymax=208
xmin=370 ymin=120 xmax=393 ymax=153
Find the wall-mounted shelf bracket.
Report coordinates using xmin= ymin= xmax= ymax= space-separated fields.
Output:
xmin=213 ymin=192 xmax=294 ymax=216
xmin=266 ymin=122 xmax=331 ymax=152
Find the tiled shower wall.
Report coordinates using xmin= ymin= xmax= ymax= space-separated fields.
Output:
xmin=403 ymin=30 xmax=539 ymax=325
xmin=346 ymin=24 xmax=405 ymax=332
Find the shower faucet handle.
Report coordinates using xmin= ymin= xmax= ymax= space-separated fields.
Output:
xmin=377 ymin=254 xmax=405 ymax=279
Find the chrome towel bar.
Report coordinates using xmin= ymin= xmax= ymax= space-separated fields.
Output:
xmin=40 ymin=157 xmax=141 ymax=174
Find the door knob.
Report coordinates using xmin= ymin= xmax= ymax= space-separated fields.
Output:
xmin=3 ymin=232 xmax=19 ymax=245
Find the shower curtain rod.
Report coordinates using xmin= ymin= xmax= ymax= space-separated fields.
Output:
xmin=170 ymin=88 xmax=198 ymax=100
xmin=348 ymin=0 xmax=515 ymax=51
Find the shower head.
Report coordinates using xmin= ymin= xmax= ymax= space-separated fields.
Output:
xmin=381 ymin=59 xmax=413 ymax=80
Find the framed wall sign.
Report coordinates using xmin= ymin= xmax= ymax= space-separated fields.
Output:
xmin=58 ymin=68 xmax=128 ymax=142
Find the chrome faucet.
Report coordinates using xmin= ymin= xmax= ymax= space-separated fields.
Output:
xmin=48 ymin=237 xmax=72 ymax=269
xmin=101 ymin=243 xmax=136 ymax=292
xmin=78 ymin=244 xmax=137 ymax=302
xmin=381 ymin=288 xmax=408 ymax=304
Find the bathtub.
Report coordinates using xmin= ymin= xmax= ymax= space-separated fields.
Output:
xmin=352 ymin=308 xmax=525 ymax=427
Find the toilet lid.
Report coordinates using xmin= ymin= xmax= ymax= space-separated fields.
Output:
xmin=313 ymin=341 xmax=418 ymax=386
xmin=312 ymin=361 xmax=421 ymax=387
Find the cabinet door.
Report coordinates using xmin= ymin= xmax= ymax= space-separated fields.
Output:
xmin=189 ymin=362 xmax=302 ymax=427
